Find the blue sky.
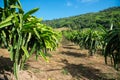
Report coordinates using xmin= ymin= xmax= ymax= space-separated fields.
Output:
xmin=0 ymin=0 xmax=120 ymax=20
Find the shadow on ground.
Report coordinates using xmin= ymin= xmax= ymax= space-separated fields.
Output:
xmin=61 ymin=51 xmax=87 ymax=58
xmin=63 ymin=46 xmax=79 ymax=50
xmin=62 ymin=60 xmax=116 ymax=80
xmin=62 ymin=44 xmax=75 ymax=46
xmin=0 ymin=56 xmax=13 ymax=80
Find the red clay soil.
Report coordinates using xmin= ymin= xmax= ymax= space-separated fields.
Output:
xmin=0 ymin=39 xmax=120 ymax=80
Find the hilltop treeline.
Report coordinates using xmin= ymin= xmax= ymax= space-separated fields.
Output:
xmin=43 ymin=7 xmax=120 ymax=29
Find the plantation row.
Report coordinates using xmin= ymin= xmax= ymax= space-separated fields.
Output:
xmin=62 ymin=25 xmax=120 ymax=70
xmin=0 ymin=0 xmax=61 ymax=79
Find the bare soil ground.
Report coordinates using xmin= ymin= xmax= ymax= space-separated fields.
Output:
xmin=26 ymin=39 xmax=120 ymax=80
xmin=0 ymin=39 xmax=120 ymax=80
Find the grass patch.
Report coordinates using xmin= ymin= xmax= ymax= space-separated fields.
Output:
xmin=61 ymin=68 xmax=69 ymax=75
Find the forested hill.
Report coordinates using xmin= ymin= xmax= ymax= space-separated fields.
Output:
xmin=43 ymin=7 xmax=120 ymax=29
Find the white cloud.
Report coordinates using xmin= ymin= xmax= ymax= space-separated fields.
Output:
xmin=66 ymin=1 xmax=73 ymax=7
xmin=66 ymin=1 xmax=79 ymax=8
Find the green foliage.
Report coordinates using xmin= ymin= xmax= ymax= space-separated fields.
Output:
xmin=43 ymin=6 xmax=120 ymax=68
xmin=0 ymin=0 xmax=61 ymax=79
xmin=63 ymin=26 xmax=107 ymax=56
xmin=104 ymin=26 xmax=120 ymax=70
xmin=62 ymin=30 xmax=78 ymax=42
xmin=43 ymin=7 xmax=120 ymax=29
xmin=63 ymin=23 xmax=120 ymax=70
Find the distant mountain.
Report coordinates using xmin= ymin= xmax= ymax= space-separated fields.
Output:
xmin=43 ymin=7 xmax=120 ymax=29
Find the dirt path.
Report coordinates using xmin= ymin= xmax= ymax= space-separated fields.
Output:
xmin=0 ymin=39 xmax=120 ymax=80
xmin=26 ymin=40 xmax=120 ymax=80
